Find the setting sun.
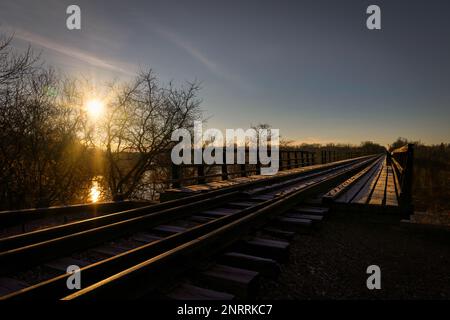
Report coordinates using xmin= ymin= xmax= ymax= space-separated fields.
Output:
xmin=86 ymin=99 xmax=104 ymax=120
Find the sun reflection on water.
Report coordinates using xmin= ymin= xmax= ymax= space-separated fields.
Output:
xmin=89 ymin=180 xmax=101 ymax=203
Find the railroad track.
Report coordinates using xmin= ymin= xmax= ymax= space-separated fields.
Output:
xmin=0 ymin=155 xmax=380 ymax=300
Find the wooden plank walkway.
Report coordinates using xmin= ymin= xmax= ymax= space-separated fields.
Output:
xmin=325 ymin=155 xmax=402 ymax=211
xmin=368 ymin=158 xmax=387 ymax=205
xmin=385 ymin=165 xmax=398 ymax=206
xmin=351 ymin=157 xmax=385 ymax=204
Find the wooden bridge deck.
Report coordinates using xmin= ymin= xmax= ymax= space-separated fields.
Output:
xmin=323 ymin=155 xmax=407 ymax=215
xmin=334 ymin=156 xmax=399 ymax=206
xmin=162 ymin=154 xmax=407 ymax=216
xmin=160 ymin=157 xmax=363 ymax=202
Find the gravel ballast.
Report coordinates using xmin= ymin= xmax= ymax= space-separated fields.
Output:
xmin=257 ymin=211 xmax=450 ymax=299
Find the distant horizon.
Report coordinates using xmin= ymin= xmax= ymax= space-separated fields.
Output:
xmin=1 ymin=0 xmax=449 ymax=145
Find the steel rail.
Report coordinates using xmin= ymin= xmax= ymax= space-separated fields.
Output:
xmin=0 ymin=156 xmax=371 ymax=252
xmin=63 ymin=156 xmax=373 ymax=300
xmin=1 ymin=156 xmax=377 ymax=300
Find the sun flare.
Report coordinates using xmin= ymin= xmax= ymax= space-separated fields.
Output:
xmin=86 ymin=99 xmax=104 ymax=120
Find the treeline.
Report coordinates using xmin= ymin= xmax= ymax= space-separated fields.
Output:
xmin=284 ymin=140 xmax=386 ymax=158
xmin=0 ymin=34 xmax=201 ymax=210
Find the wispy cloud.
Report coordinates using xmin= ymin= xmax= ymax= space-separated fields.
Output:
xmin=155 ymin=27 xmax=254 ymax=90
xmin=10 ymin=27 xmax=136 ymax=75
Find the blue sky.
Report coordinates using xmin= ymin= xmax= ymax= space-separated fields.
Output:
xmin=1 ymin=0 xmax=449 ymax=145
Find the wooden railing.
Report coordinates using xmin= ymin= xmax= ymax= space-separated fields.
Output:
xmin=390 ymin=144 xmax=414 ymax=210
xmin=169 ymin=147 xmax=365 ymax=188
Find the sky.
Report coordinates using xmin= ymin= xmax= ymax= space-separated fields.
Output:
xmin=1 ymin=0 xmax=449 ymax=146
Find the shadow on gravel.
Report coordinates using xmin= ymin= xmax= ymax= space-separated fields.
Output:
xmin=258 ymin=211 xmax=450 ymax=300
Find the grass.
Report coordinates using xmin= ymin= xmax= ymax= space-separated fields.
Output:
xmin=412 ymin=144 xmax=450 ymax=214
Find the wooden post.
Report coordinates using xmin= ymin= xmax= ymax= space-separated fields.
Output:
xmin=399 ymin=144 xmax=414 ymax=211
xmin=241 ymin=148 xmax=247 ymax=177
xmin=241 ymin=164 xmax=247 ymax=176
xmin=197 ymin=163 xmax=206 ymax=184
xmin=222 ymin=147 xmax=228 ymax=180
xmin=171 ymin=163 xmax=181 ymax=188
xmin=256 ymin=146 xmax=261 ymax=175
xmin=291 ymin=151 xmax=295 ymax=169
xmin=287 ymin=151 xmax=292 ymax=169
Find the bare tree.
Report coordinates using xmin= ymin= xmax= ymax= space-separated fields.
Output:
xmin=0 ymin=35 xmax=201 ymax=207
xmin=0 ymin=35 xmax=93 ymax=208
xmin=100 ymin=70 xmax=202 ymax=200
xmin=0 ymin=34 xmax=38 ymax=86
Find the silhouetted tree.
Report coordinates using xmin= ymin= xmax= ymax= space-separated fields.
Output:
xmin=99 ymin=70 xmax=202 ymax=200
xmin=0 ymin=34 xmax=92 ymax=208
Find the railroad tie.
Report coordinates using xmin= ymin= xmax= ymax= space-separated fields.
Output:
xmin=293 ymin=206 xmax=329 ymax=216
xmin=248 ymin=194 xmax=275 ymax=201
xmin=91 ymin=244 xmax=132 ymax=257
xmin=262 ymin=227 xmax=296 ymax=240
xmin=196 ymin=264 xmax=259 ymax=299
xmin=131 ymin=232 xmax=162 ymax=244
xmin=219 ymin=252 xmax=280 ymax=277
xmin=151 ymin=225 xmax=186 ymax=236
xmin=189 ymin=215 xmax=215 ymax=223
xmin=0 ymin=277 xmax=28 ymax=297
xmin=283 ymin=212 xmax=324 ymax=222
xmin=166 ymin=283 xmax=235 ymax=300
xmin=226 ymin=201 xmax=259 ymax=209
xmin=197 ymin=208 xmax=240 ymax=218
xmin=275 ymin=216 xmax=313 ymax=231
xmin=235 ymin=237 xmax=290 ymax=262
xmin=44 ymin=257 xmax=89 ymax=273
